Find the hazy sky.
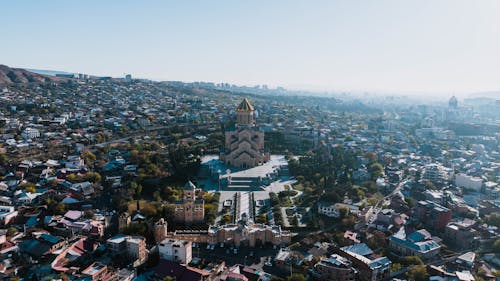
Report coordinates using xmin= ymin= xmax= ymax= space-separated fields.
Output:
xmin=1 ymin=0 xmax=500 ymax=95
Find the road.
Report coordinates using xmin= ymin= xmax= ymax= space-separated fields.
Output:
xmin=367 ymin=178 xmax=408 ymax=224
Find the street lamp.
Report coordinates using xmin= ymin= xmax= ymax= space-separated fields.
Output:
xmin=217 ymin=169 xmax=221 ymax=191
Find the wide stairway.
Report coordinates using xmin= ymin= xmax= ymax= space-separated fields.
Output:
xmin=227 ymin=176 xmax=259 ymax=189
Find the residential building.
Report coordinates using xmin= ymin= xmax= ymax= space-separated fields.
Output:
xmin=317 ymin=202 xmax=358 ymax=218
xmin=414 ymin=200 xmax=452 ymax=232
xmin=422 ymin=163 xmax=451 ymax=183
xmin=455 ymin=174 xmax=483 ymax=192
xmin=312 ymin=254 xmax=357 ymax=281
xmin=154 ymin=259 xmax=211 ymax=281
xmin=334 ymin=243 xmax=391 ymax=281
xmin=390 ymin=228 xmax=441 ymax=260
xmin=21 ymin=128 xmax=40 ymax=139
xmin=158 ymin=238 xmax=192 ymax=264
xmin=444 ymin=220 xmax=479 ymax=250
xmin=82 ymin=262 xmax=115 ymax=281
xmin=106 ymin=235 xmax=147 ymax=264
xmin=0 ymin=206 xmax=17 ymax=225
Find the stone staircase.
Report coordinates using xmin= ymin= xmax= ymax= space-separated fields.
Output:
xmin=227 ymin=176 xmax=259 ymax=189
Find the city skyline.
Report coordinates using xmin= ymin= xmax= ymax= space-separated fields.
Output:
xmin=1 ymin=0 xmax=500 ymax=96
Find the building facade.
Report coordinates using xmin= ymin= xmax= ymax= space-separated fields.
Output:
xmin=173 ymin=181 xmax=205 ymax=224
xmin=312 ymin=254 xmax=357 ymax=281
xmin=444 ymin=221 xmax=479 ymax=250
xmin=106 ymin=235 xmax=147 ymax=264
xmin=220 ymin=98 xmax=270 ymax=168
xmin=158 ymin=238 xmax=193 ymax=264
xmin=207 ymin=222 xmax=291 ymax=247
xmin=390 ymin=228 xmax=441 ymax=260
xmin=414 ymin=200 xmax=452 ymax=232
xmin=153 ymin=218 xmax=169 ymax=243
xmin=455 ymin=173 xmax=483 ymax=192
xmin=333 ymin=243 xmax=391 ymax=281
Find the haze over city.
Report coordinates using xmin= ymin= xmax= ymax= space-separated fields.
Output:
xmin=2 ymin=0 xmax=500 ymax=96
xmin=0 ymin=2 xmax=499 ymax=281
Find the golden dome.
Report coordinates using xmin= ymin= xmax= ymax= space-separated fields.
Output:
xmin=236 ymin=98 xmax=254 ymax=111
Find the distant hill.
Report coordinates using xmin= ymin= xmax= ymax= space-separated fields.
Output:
xmin=467 ymin=91 xmax=500 ymax=99
xmin=26 ymin=68 xmax=75 ymax=77
xmin=0 ymin=64 xmax=68 ymax=85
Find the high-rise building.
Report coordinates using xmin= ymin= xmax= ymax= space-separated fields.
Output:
xmin=220 ymin=98 xmax=270 ymax=168
xmin=449 ymin=95 xmax=458 ymax=109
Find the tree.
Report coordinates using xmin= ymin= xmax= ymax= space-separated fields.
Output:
xmin=0 ymin=153 xmax=7 ymax=165
xmin=82 ymin=151 xmax=96 ymax=164
xmin=407 ymin=265 xmax=428 ymax=281
xmin=338 ymin=205 xmax=349 ymax=218
xmin=136 ymin=184 xmax=143 ymax=196
xmin=493 ymin=238 xmax=500 ymax=253
xmin=403 ymin=256 xmax=424 ymax=266
xmin=67 ymin=173 xmax=77 ymax=183
xmin=221 ymin=214 xmax=233 ymax=224
xmin=287 ymin=273 xmax=306 ymax=281
xmin=365 ymin=152 xmax=378 ymax=163
xmin=391 ymin=263 xmax=402 ymax=272
xmin=142 ymin=203 xmax=158 ymax=217
xmin=485 ymin=213 xmax=500 ymax=227
xmin=59 ymin=273 xmax=70 ymax=281
xmin=24 ymin=184 xmax=36 ymax=194
xmin=84 ymin=210 xmax=94 ymax=219
xmin=6 ymin=227 xmax=17 ymax=236
xmin=368 ymin=162 xmax=384 ymax=180
xmin=54 ymin=203 xmax=67 ymax=215
xmin=367 ymin=230 xmax=386 ymax=249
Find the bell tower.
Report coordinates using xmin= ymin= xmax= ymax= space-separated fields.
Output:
xmin=236 ymin=98 xmax=254 ymax=125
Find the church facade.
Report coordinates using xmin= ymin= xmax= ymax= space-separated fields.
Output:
xmin=220 ymin=98 xmax=270 ymax=168
xmin=173 ymin=181 xmax=205 ymax=224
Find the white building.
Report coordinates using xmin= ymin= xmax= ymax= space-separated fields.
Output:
xmin=455 ymin=174 xmax=483 ymax=192
xmin=0 ymin=206 xmax=18 ymax=225
xmin=317 ymin=202 xmax=358 ymax=218
xmin=158 ymin=238 xmax=192 ymax=264
xmin=22 ymin=128 xmax=40 ymax=140
xmin=65 ymin=155 xmax=85 ymax=170
xmin=422 ymin=163 xmax=451 ymax=183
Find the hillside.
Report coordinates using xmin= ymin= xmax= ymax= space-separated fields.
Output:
xmin=0 ymin=64 xmax=68 ymax=85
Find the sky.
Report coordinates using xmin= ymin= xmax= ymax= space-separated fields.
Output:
xmin=1 ymin=0 xmax=500 ymax=96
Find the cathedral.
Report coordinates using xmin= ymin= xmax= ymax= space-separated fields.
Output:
xmin=220 ymin=98 xmax=270 ymax=168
